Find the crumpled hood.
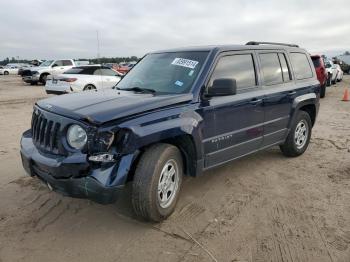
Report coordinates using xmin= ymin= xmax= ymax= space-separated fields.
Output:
xmin=37 ymin=89 xmax=193 ymax=125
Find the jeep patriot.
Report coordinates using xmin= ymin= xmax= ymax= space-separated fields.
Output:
xmin=20 ymin=42 xmax=320 ymax=221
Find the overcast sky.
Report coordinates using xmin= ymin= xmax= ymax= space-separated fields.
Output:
xmin=0 ymin=0 xmax=349 ymax=60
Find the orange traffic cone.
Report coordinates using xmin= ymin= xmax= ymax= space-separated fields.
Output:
xmin=342 ymin=88 xmax=349 ymax=101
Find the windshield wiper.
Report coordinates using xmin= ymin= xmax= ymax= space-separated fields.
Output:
xmin=116 ymin=86 xmax=156 ymax=94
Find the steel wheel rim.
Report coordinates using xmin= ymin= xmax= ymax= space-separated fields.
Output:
xmin=158 ymin=159 xmax=179 ymax=209
xmin=294 ymin=120 xmax=308 ymax=149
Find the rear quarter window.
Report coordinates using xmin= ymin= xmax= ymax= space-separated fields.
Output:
xmin=290 ymin=52 xmax=313 ymax=80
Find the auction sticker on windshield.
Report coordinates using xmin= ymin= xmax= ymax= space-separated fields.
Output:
xmin=171 ymin=58 xmax=199 ymax=69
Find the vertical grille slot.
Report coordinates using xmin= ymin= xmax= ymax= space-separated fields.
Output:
xmin=31 ymin=110 xmax=62 ymax=154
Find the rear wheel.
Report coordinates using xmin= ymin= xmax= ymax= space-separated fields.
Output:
xmin=280 ymin=111 xmax=312 ymax=157
xmin=40 ymin=74 xmax=49 ymax=85
xmin=4 ymin=71 xmax=9 ymax=75
xmin=132 ymin=144 xmax=183 ymax=222
xmin=320 ymin=83 xmax=326 ymax=98
xmin=83 ymin=84 xmax=96 ymax=91
xmin=326 ymin=74 xmax=331 ymax=86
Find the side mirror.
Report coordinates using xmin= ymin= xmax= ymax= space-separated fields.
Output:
xmin=207 ymin=78 xmax=237 ymax=96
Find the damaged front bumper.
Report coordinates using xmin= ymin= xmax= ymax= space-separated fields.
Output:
xmin=20 ymin=130 xmax=137 ymax=204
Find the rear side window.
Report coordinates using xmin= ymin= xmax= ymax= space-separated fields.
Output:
xmin=210 ymin=54 xmax=256 ymax=90
xmin=64 ymin=67 xmax=97 ymax=75
xmin=278 ymin=53 xmax=291 ymax=81
xmin=100 ymin=68 xmax=117 ymax=76
xmin=62 ymin=60 xmax=73 ymax=66
xmin=259 ymin=53 xmax=283 ymax=85
xmin=290 ymin=53 xmax=313 ymax=80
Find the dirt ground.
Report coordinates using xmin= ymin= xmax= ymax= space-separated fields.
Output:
xmin=0 ymin=75 xmax=349 ymax=262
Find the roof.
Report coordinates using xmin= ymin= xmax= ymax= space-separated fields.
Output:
xmin=150 ymin=43 xmax=304 ymax=54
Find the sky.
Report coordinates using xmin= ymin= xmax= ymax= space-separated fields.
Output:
xmin=0 ymin=0 xmax=349 ymax=60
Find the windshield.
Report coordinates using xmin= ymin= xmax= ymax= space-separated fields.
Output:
xmin=116 ymin=51 xmax=209 ymax=94
xmin=40 ymin=60 xmax=53 ymax=67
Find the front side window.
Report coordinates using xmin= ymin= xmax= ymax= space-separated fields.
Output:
xmin=259 ymin=53 xmax=283 ymax=85
xmin=209 ymin=54 xmax=256 ymax=91
xmin=40 ymin=60 xmax=53 ymax=67
xmin=116 ymin=51 xmax=209 ymax=94
xmin=52 ymin=60 xmax=64 ymax=67
xmin=290 ymin=52 xmax=313 ymax=80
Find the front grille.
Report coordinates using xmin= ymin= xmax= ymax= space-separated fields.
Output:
xmin=31 ymin=111 xmax=61 ymax=154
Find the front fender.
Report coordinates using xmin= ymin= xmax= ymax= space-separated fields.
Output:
xmin=117 ymin=106 xmax=204 ymax=159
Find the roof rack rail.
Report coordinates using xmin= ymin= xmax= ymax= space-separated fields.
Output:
xmin=246 ymin=41 xmax=299 ymax=48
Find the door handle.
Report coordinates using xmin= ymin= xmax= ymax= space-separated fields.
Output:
xmin=249 ymin=98 xmax=262 ymax=105
xmin=288 ymin=91 xmax=296 ymax=96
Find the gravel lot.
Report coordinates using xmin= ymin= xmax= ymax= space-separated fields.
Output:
xmin=0 ymin=75 xmax=349 ymax=262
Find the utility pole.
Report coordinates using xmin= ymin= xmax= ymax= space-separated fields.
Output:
xmin=96 ymin=30 xmax=101 ymax=64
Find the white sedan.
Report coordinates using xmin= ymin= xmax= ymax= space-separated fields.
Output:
xmin=0 ymin=65 xmax=20 ymax=75
xmin=45 ymin=65 xmax=121 ymax=94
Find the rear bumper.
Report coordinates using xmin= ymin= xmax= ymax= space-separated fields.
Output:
xmin=20 ymin=130 xmax=136 ymax=204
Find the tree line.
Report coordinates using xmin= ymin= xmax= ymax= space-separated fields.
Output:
xmin=0 ymin=56 xmax=139 ymax=66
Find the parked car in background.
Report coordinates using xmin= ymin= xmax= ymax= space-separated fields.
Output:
xmin=103 ymin=63 xmax=119 ymax=71
xmin=324 ymin=60 xmax=338 ymax=86
xmin=22 ymin=59 xmax=89 ymax=85
xmin=335 ymin=64 xmax=343 ymax=82
xmin=311 ymin=55 xmax=328 ymax=98
xmin=116 ymin=61 xmax=137 ymax=74
xmin=0 ymin=64 xmax=20 ymax=75
xmin=20 ymin=42 xmax=320 ymax=221
xmin=45 ymin=65 xmax=121 ymax=94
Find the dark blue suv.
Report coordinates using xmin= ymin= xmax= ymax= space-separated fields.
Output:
xmin=20 ymin=42 xmax=320 ymax=221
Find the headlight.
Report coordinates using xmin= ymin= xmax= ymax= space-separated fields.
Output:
xmin=67 ymin=124 xmax=87 ymax=150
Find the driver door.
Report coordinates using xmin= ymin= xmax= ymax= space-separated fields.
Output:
xmin=202 ymin=51 xmax=265 ymax=168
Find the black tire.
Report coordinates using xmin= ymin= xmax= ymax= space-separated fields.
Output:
xmin=30 ymin=82 xmax=37 ymax=86
xmin=83 ymin=84 xmax=96 ymax=91
xmin=132 ymin=143 xmax=183 ymax=222
xmin=331 ymin=74 xmax=337 ymax=85
xmin=4 ymin=71 xmax=9 ymax=75
xmin=40 ymin=74 xmax=48 ymax=85
xmin=320 ymin=83 xmax=326 ymax=98
xmin=280 ymin=111 xmax=312 ymax=157
xmin=326 ymin=74 xmax=331 ymax=86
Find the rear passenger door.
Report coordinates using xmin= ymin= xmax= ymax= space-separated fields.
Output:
xmin=203 ymin=51 xmax=265 ymax=167
xmin=257 ymin=51 xmax=296 ymax=147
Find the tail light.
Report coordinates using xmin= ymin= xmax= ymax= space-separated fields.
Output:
xmin=62 ymin=78 xmax=77 ymax=82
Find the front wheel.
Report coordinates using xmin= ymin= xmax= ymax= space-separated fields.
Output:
xmin=132 ymin=144 xmax=183 ymax=222
xmin=4 ymin=71 xmax=9 ymax=75
xmin=280 ymin=111 xmax=312 ymax=157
